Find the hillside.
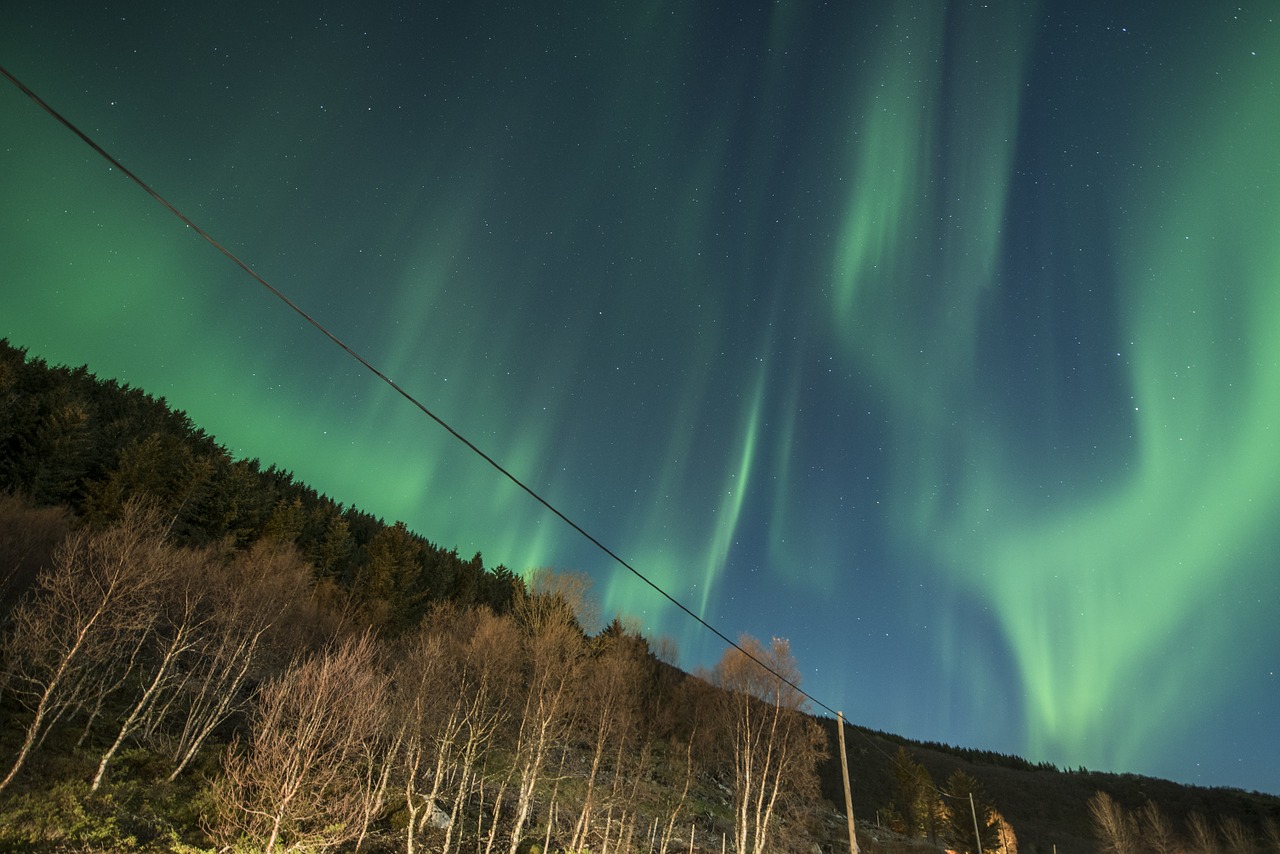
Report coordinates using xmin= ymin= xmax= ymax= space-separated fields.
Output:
xmin=815 ymin=720 xmax=1280 ymax=854
xmin=2 ymin=338 xmax=1278 ymax=853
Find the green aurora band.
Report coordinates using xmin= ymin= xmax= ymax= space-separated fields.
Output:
xmin=830 ymin=3 xmax=1280 ymax=771
xmin=2 ymin=1 xmax=1278 ymax=789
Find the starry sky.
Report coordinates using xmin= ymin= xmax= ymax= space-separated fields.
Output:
xmin=3 ymin=1 xmax=1278 ymax=794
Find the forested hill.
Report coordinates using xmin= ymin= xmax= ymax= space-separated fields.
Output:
xmin=0 ymin=338 xmax=522 ymax=624
xmin=3 ymin=338 xmax=1279 ymax=854
xmin=1 ymin=337 xmax=834 ymax=853
xmin=815 ymin=720 xmax=1280 ymax=854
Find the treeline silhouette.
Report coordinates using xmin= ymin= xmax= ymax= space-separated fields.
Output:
xmin=0 ymin=339 xmax=522 ymax=623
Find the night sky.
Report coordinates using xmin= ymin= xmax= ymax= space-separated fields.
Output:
xmin=3 ymin=1 xmax=1278 ymax=794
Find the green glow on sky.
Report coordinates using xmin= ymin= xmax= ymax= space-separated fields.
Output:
xmin=1002 ymin=32 xmax=1278 ymax=771
xmin=832 ymin=4 xmax=941 ymax=327
xmin=982 ymin=40 xmax=1280 ymax=767
xmin=4 ymin=0 xmax=1279 ymax=791
xmin=827 ymin=4 xmax=1280 ymax=772
xmin=830 ymin=3 xmax=1037 ymax=536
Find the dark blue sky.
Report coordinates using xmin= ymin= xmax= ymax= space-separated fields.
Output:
xmin=3 ymin=1 xmax=1278 ymax=793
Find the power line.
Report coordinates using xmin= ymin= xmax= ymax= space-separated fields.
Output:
xmin=1 ymin=63 xmax=846 ymax=721
xmin=3 ymin=63 xmax=992 ymax=803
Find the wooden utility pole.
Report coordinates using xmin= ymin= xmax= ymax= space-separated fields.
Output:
xmin=837 ymin=711 xmax=859 ymax=854
xmin=969 ymin=792 xmax=984 ymax=854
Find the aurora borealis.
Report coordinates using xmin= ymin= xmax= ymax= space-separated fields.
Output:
xmin=3 ymin=0 xmax=1278 ymax=794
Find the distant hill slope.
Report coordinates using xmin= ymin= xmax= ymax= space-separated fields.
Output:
xmin=816 ymin=717 xmax=1280 ymax=854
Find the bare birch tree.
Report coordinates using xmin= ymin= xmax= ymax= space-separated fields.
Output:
xmin=444 ymin=608 xmax=521 ymax=854
xmin=1263 ymin=819 xmax=1280 ymax=854
xmin=1187 ymin=813 xmax=1222 ymax=854
xmin=502 ymin=576 xmax=588 ymax=854
xmin=393 ymin=623 xmax=450 ymax=854
xmin=1091 ymin=792 xmax=1140 ymax=854
xmin=656 ymin=730 xmax=699 ymax=854
xmin=712 ymin=634 xmax=826 ymax=854
xmin=160 ymin=538 xmax=312 ymax=780
xmin=91 ymin=543 xmax=213 ymax=790
xmin=567 ymin=622 xmax=645 ymax=852
xmin=393 ymin=604 xmax=520 ymax=854
xmin=1139 ymin=800 xmax=1182 ymax=854
xmin=1221 ymin=817 xmax=1257 ymax=854
xmin=210 ymin=633 xmax=389 ymax=854
xmin=0 ymin=501 xmax=168 ymax=793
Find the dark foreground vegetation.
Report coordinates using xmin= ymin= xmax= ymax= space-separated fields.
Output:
xmin=2 ymin=338 xmax=1278 ymax=853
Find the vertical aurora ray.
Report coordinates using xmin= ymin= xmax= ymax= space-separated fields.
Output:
xmin=694 ymin=364 xmax=769 ymax=615
xmin=829 ymin=1 xmax=1038 ymax=521
xmin=825 ymin=0 xmax=1040 ymax=587
xmin=832 ymin=4 xmax=942 ymax=325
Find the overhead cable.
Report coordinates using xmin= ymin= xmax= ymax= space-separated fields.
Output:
xmin=1 ymin=62 xmax=848 ymax=721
